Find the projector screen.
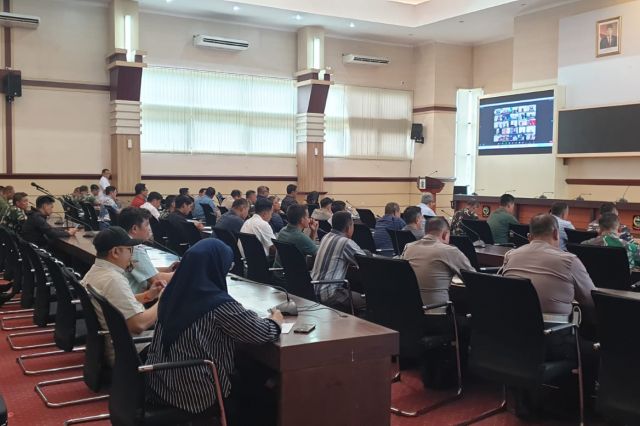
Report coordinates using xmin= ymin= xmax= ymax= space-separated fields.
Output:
xmin=478 ymin=89 xmax=555 ymax=155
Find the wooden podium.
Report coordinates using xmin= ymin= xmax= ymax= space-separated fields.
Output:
xmin=417 ymin=176 xmax=448 ymax=203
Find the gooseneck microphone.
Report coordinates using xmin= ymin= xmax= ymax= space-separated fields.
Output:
xmin=440 ymin=209 xmax=486 ymax=248
xmin=268 ymin=284 xmax=298 ymax=316
xmin=146 ymin=239 xmax=182 ymax=259
xmin=618 ymin=186 xmax=630 ymax=204
xmin=575 ymin=193 xmax=591 ymax=201
xmin=509 ymin=229 xmax=529 ymax=242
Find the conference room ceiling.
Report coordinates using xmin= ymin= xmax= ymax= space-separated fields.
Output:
xmin=138 ymin=0 xmax=581 ymax=45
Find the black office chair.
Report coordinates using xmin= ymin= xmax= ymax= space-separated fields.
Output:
xmin=356 ymin=208 xmax=377 ymax=229
xmin=272 ymin=240 xmax=353 ymax=314
xmin=148 ymin=216 xmax=167 ymax=245
xmin=352 ymin=223 xmax=393 ymax=255
xmin=355 ymin=255 xmax=462 ymax=416
xmin=161 ymin=220 xmax=200 ymax=256
xmin=461 ymin=219 xmax=494 ymax=245
xmin=448 ymin=236 xmax=500 ymax=274
xmin=80 ymin=203 xmax=100 ymax=232
xmin=566 ymin=229 xmax=597 ymax=245
xmin=457 ymin=270 xmax=583 ymax=426
xmin=386 ymin=229 xmax=416 ymax=255
xmin=87 ymin=285 xmax=227 ymax=426
xmin=218 ymin=206 xmax=228 ymax=215
xmin=318 ymin=220 xmax=331 ymax=234
xmin=199 ymin=204 xmax=217 ymax=228
xmin=237 ymin=232 xmax=275 ymax=284
xmin=592 ymin=290 xmax=640 ymax=425
xmin=508 ymin=223 xmax=529 ymax=247
xmin=567 ymin=243 xmax=633 ymax=291
xmin=0 ymin=227 xmax=25 ymax=309
xmin=18 ymin=254 xmax=86 ymax=377
xmin=212 ymin=227 xmax=244 ymax=277
xmin=104 ymin=205 xmax=119 ymax=227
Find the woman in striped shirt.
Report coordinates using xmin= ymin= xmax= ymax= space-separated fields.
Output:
xmin=145 ymin=239 xmax=283 ymax=418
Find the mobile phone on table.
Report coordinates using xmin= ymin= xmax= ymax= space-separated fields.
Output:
xmin=293 ymin=323 xmax=316 ymax=334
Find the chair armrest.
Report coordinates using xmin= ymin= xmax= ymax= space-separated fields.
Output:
xmin=268 ymin=267 xmax=284 ymax=272
xmin=631 ymin=281 xmax=640 ymax=290
xmin=71 ymin=299 xmax=81 ymax=305
xmin=375 ymin=248 xmax=396 ymax=254
xmin=97 ymin=330 xmax=110 ymax=336
xmin=132 ymin=335 xmax=153 ymax=344
xmin=494 ymin=243 xmax=515 ymax=248
xmin=593 ymin=342 xmax=600 ymax=351
xmin=310 ymin=279 xmax=348 ymax=286
xmin=423 ymin=301 xmax=451 ymax=312
xmin=139 ymin=359 xmax=209 ymax=373
xmin=543 ymin=323 xmax=575 ymax=335
xmin=479 ymin=267 xmax=501 ymax=274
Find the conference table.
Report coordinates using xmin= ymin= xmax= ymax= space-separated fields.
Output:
xmin=475 ymin=244 xmax=511 ymax=267
xmin=51 ymin=229 xmax=400 ymax=426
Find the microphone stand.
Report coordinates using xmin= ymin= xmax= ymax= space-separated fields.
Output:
xmin=440 ymin=209 xmax=486 ymax=248
xmin=229 ymin=275 xmax=298 ymax=316
xmin=31 ymin=182 xmax=96 ymax=237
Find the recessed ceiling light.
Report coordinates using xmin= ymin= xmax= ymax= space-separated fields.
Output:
xmin=349 ymin=22 xmax=355 ymax=28
xmin=233 ymin=5 xmax=240 ymax=11
xmin=166 ymin=0 xmax=173 ymax=3
xmin=295 ymin=14 xmax=302 ymax=20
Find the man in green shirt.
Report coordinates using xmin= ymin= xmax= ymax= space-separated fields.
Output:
xmin=273 ymin=204 xmax=319 ymax=272
xmin=487 ymin=193 xmax=519 ymax=244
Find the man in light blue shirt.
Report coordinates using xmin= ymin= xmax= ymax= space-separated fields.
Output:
xmin=550 ymin=202 xmax=575 ymax=251
xmin=192 ymin=187 xmax=220 ymax=221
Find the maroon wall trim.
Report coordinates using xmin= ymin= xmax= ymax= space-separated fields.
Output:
xmin=22 ymin=80 xmax=110 ymax=92
xmin=566 ymin=179 xmax=640 ymax=186
xmin=324 ymin=177 xmax=416 ymax=182
xmin=142 ymin=175 xmax=297 ymax=182
xmin=412 ymin=105 xmax=457 ymax=113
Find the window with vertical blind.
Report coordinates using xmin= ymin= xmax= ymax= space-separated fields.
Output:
xmin=140 ymin=67 xmax=297 ymax=156
xmin=454 ymin=88 xmax=484 ymax=194
xmin=324 ymin=84 xmax=414 ymax=160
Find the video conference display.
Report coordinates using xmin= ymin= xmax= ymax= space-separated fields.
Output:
xmin=478 ymin=89 xmax=555 ymax=155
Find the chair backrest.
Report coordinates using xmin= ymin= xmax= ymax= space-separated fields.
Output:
xmin=449 ymin=235 xmax=480 ymax=270
xmin=199 ymin=204 xmax=217 ymax=227
xmin=161 ymin=219 xmax=193 ymax=256
xmin=212 ymin=227 xmax=244 ymax=276
xmin=272 ymin=240 xmax=316 ymax=301
xmin=592 ymin=290 xmax=640 ymax=425
xmin=67 ymin=275 xmax=108 ymax=392
xmin=566 ymin=229 xmax=598 ymax=244
xmin=462 ymin=219 xmax=494 ymax=245
xmin=386 ymin=229 xmax=416 ymax=255
xmin=14 ymin=237 xmax=34 ymax=308
xmin=181 ymin=222 xmax=203 ymax=246
xmin=148 ymin=216 xmax=166 ymax=242
xmin=460 ymin=270 xmax=547 ymax=388
xmin=356 ymin=209 xmax=377 ymax=229
xmin=355 ymin=255 xmax=428 ymax=359
xmin=508 ymin=223 xmax=530 ymax=247
xmin=22 ymin=242 xmax=54 ymax=327
xmin=104 ymin=205 xmax=119 ymax=226
xmin=352 ymin=223 xmax=377 ymax=252
xmin=80 ymin=202 xmax=100 ymax=231
xmin=219 ymin=206 xmax=228 ymax=215
xmin=237 ymin=232 xmax=272 ymax=284
xmin=318 ymin=220 xmax=331 ymax=233
xmin=87 ymin=285 xmax=144 ymax=426
xmin=42 ymin=255 xmax=80 ymax=352
xmin=567 ymin=243 xmax=631 ymax=290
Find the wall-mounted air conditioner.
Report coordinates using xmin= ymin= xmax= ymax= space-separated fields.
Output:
xmin=342 ymin=54 xmax=390 ymax=65
xmin=0 ymin=12 xmax=39 ymax=29
xmin=193 ymin=35 xmax=249 ymax=51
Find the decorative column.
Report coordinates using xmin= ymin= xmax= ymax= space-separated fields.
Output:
xmin=107 ymin=0 xmax=145 ymax=192
xmin=295 ymin=27 xmax=332 ymax=195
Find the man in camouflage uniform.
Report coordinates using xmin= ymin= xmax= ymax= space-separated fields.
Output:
xmin=4 ymin=192 xmax=29 ymax=232
xmin=451 ymin=198 xmax=480 ymax=236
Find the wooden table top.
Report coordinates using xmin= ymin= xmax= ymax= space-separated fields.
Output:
xmin=475 ymin=244 xmax=513 ymax=257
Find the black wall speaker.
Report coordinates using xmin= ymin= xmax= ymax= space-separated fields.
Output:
xmin=411 ymin=123 xmax=424 ymax=143
xmin=3 ymin=73 xmax=22 ymax=101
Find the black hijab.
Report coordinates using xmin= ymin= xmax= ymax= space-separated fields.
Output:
xmin=157 ymin=238 xmax=234 ymax=351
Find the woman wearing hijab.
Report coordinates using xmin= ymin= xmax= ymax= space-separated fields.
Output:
xmin=145 ymin=238 xmax=283 ymax=419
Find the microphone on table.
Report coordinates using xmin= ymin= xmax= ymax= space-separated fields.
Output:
xmin=66 ymin=216 xmax=98 ymax=238
xmin=538 ymin=192 xmax=554 ymax=199
xmin=618 ymin=186 xmax=630 ymax=204
xmin=504 ymin=189 xmax=516 ymax=194
xmin=471 ymin=188 xmax=485 ymax=196
xmin=441 ymin=209 xmax=486 ymax=248
xmin=268 ymin=284 xmax=298 ymax=316
xmin=575 ymin=193 xmax=591 ymax=201
xmin=509 ymin=229 xmax=529 ymax=242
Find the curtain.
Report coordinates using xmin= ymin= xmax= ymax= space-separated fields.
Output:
xmin=141 ymin=67 xmax=296 ymax=156
xmin=454 ymin=88 xmax=484 ymax=193
xmin=325 ymin=84 xmax=413 ymax=160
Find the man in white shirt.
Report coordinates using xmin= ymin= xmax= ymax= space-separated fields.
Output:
xmin=240 ymin=198 xmax=276 ymax=256
xmin=550 ymin=202 xmax=574 ymax=251
xmin=140 ymin=191 xmax=162 ymax=220
xmin=417 ymin=193 xmax=436 ymax=217
xmin=81 ymin=226 xmax=163 ymax=366
xmin=99 ymin=168 xmax=111 ymax=192
xmin=99 ymin=186 xmax=121 ymax=222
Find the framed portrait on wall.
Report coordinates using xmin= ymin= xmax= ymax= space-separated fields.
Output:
xmin=596 ymin=16 xmax=621 ymax=57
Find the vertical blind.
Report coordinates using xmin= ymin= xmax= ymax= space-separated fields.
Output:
xmin=141 ymin=67 xmax=414 ymax=160
xmin=140 ymin=67 xmax=297 ymax=156
xmin=325 ymin=84 xmax=413 ymax=160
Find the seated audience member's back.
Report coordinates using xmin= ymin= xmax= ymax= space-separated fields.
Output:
xmin=582 ymin=212 xmax=640 ymax=269
xmin=550 ymin=201 xmax=574 ymax=251
xmin=274 ymin=204 xmax=319 ymax=270
xmin=373 ymin=202 xmax=406 ymax=255
xmin=401 ymin=206 xmax=425 ymax=240
xmin=402 ymin=217 xmax=472 ymax=310
xmin=21 ymin=195 xmax=77 ymax=246
xmin=502 ymin=214 xmax=595 ymax=320
xmin=487 ymin=193 xmax=519 ymax=244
